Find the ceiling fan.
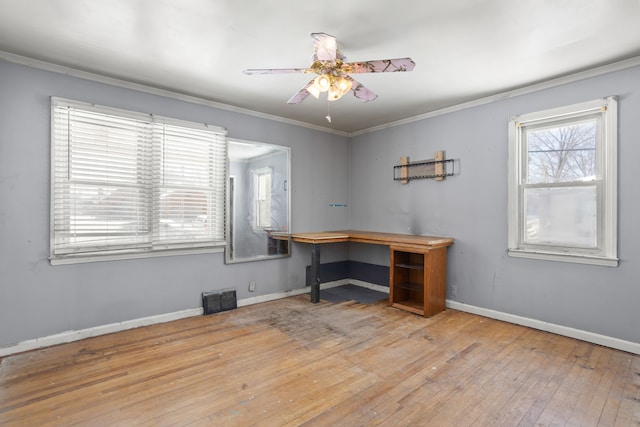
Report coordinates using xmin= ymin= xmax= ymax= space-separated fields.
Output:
xmin=244 ymin=33 xmax=415 ymax=105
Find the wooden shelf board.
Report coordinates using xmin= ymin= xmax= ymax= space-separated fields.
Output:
xmin=395 ymin=263 xmax=424 ymax=270
xmin=392 ymin=300 xmax=424 ymax=316
xmin=394 ymin=282 xmax=425 ymax=292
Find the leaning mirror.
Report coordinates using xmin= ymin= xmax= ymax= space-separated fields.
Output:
xmin=225 ymin=139 xmax=291 ymax=263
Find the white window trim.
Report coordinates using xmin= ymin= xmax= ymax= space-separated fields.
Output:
xmin=50 ymin=97 xmax=227 ymax=265
xmin=507 ymin=97 xmax=618 ymax=266
xmin=49 ymin=246 xmax=225 ymax=266
xmin=252 ymin=167 xmax=273 ymax=230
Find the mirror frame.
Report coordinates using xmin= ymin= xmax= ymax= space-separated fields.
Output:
xmin=225 ymin=138 xmax=291 ymax=264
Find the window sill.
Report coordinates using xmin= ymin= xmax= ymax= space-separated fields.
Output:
xmin=508 ymin=249 xmax=618 ymax=267
xmin=50 ymin=246 xmax=225 ymax=265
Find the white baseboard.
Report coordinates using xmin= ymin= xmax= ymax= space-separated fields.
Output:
xmin=446 ymin=300 xmax=640 ymax=355
xmin=237 ymin=280 xmax=389 ymax=307
xmin=348 ymin=280 xmax=390 ymax=294
xmin=3 ymin=282 xmax=635 ymax=357
xmin=0 ymin=307 xmax=203 ymax=357
xmin=0 ymin=280 xmax=350 ymax=357
xmin=237 ymin=279 xmax=352 ymax=307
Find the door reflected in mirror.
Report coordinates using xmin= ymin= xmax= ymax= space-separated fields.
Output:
xmin=225 ymin=139 xmax=290 ymax=263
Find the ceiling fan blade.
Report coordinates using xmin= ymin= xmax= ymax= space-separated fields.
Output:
xmin=344 ymin=76 xmax=378 ymax=102
xmin=311 ymin=32 xmax=339 ymax=61
xmin=342 ymin=58 xmax=415 ymax=74
xmin=286 ymin=79 xmax=316 ymax=104
xmin=244 ymin=67 xmax=311 ymax=75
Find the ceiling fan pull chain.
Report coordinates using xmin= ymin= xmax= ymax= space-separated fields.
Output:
xmin=325 ymin=101 xmax=331 ymax=123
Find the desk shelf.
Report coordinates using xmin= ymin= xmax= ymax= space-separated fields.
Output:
xmin=394 ymin=263 xmax=424 ymax=270
xmin=392 ymin=300 xmax=425 ymax=316
xmin=393 ymin=282 xmax=425 ymax=292
xmin=390 ymin=246 xmax=447 ymax=317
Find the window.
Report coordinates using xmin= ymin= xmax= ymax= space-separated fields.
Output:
xmin=253 ymin=167 xmax=272 ymax=229
xmin=508 ymin=97 xmax=617 ymax=266
xmin=50 ymin=98 xmax=227 ymax=264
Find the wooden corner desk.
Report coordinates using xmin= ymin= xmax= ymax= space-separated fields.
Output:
xmin=291 ymin=230 xmax=454 ymax=317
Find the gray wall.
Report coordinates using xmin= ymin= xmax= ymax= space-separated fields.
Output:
xmin=3 ymin=58 xmax=638 ymax=349
xmin=349 ymin=65 xmax=640 ymax=344
xmin=0 ymin=61 xmax=350 ymax=347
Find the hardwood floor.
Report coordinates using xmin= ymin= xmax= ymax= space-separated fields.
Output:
xmin=1 ymin=295 xmax=639 ymax=426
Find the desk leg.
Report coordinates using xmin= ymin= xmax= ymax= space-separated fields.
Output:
xmin=310 ymin=244 xmax=320 ymax=303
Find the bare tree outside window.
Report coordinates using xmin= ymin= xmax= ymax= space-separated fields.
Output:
xmin=527 ymin=120 xmax=597 ymax=184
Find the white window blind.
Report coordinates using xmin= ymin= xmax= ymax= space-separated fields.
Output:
xmin=51 ymin=98 xmax=227 ymax=263
xmin=153 ymin=122 xmax=227 ymax=248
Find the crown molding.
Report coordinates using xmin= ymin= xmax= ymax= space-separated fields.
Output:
xmin=350 ymin=56 xmax=640 ymax=137
xmin=0 ymin=51 xmax=349 ymax=137
xmin=3 ymin=50 xmax=640 ymax=139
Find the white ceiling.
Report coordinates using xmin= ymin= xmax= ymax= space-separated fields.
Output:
xmin=1 ymin=0 xmax=640 ymax=134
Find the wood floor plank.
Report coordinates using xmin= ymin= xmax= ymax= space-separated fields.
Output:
xmin=515 ymin=346 xmax=584 ymax=426
xmin=630 ymin=356 xmax=640 ymax=425
xmin=488 ymin=329 xmax=571 ymax=426
xmin=1 ymin=295 xmax=638 ymax=426
xmin=596 ymin=350 xmax=635 ymax=426
xmin=390 ymin=321 xmax=533 ymax=425
xmin=563 ymin=345 xmax=615 ymax=426
xmin=610 ymin=350 xmax=640 ymax=426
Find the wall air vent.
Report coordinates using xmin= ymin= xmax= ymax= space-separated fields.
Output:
xmin=202 ymin=289 xmax=237 ymax=315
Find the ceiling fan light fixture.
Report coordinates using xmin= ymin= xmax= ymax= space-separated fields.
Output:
xmin=313 ymin=74 xmax=331 ymax=92
xmin=327 ymin=75 xmax=352 ymax=101
xmin=306 ymin=84 xmax=320 ymax=98
xmin=328 ymin=85 xmax=342 ymax=101
xmin=336 ymin=76 xmax=352 ymax=96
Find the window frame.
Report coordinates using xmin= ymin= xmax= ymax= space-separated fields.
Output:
xmin=50 ymin=97 xmax=227 ymax=265
xmin=252 ymin=167 xmax=273 ymax=230
xmin=507 ymin=97 xmax=618 ymax=266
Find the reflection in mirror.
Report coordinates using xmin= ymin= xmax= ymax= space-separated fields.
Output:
xmin=225 ymin=139 xmax=290 ymax=263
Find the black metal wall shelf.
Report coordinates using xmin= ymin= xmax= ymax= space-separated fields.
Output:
xmin=394 ymin=151 xmax=454 ymax=183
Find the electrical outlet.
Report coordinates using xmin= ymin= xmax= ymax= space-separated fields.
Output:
xmin=249 ymin=281 xmax=256 ymax=292
xmin=451 ymin=285 xmax=458 ymax=297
